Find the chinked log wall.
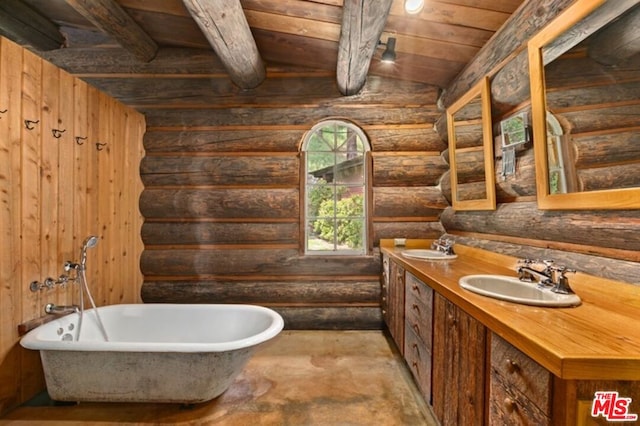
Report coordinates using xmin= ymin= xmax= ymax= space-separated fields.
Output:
xmin=44 ymin=48 xmax=448 ymax=329
xmin=437 ymin=0 xmax=640 ymax=284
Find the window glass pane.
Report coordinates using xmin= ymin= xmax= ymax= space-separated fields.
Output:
xmin=306 ymin=184 xmax=335 ymax=220
xmin=336 ymin=131 xmax=365 ymax=154
xmin=306 ymin=132 xmax=332 ymax=152
xmin=335 ymin=156 xmax=365 ymax=185
xmin=307 ymin=152 xmax=335 ymax=178
xmin=336 ymin=218 xmax=364 ymax=251
xmin=303 ymin=120 xmax=369 ymax=255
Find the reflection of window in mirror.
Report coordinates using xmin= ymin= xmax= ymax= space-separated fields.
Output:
xmin=546 ymin=112 xmax=566 ymax=194
xmin=500 ymin=112 xmax=528 ymax=148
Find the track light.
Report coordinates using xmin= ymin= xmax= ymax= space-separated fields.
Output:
xmin=380 ymin=37 xmax=396 ymax=64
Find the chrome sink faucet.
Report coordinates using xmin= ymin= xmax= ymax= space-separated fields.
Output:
xmin=431 ymin=236 xmax=455 ymax=255
xmin=517 ymin=259 xmax=576 ymax=294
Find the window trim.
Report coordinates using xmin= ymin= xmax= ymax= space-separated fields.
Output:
xmin=301 ymin=119 xmax=371 ymax=256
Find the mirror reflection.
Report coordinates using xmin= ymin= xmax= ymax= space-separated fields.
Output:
xmin=447 ymin=76 xmax=496 ymax=211
xmin=544 ymin=5 xmax=640 ymax=194
xmin=529 ymin=1 xmax=640 ymax=209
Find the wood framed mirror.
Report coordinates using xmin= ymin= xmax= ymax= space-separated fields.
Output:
xmin=528 ymin=0 xmax=640 ymax=210
xmin=447 ymin=76 xmax=496 ymax=211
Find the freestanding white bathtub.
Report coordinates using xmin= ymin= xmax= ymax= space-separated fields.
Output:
xmin=20 ymin=303 xmax=284 ymax=403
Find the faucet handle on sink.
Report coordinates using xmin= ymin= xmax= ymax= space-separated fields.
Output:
xmin=549 ymin=265 xmax=577 ymax=294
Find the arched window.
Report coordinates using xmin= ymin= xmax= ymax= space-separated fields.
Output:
xmin=302 ymin=120 xmax=370 ymax=255
xmin=546 ymin=112 xmax=568 ymax=194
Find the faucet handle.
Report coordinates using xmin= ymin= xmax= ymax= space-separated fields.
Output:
xmin=552 ymin=265 xmax=576 ymax=275
xmin=550 ymin=265 xmax=576 ymax=294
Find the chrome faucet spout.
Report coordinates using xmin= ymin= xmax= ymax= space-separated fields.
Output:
xmin=431 ymin=236 xmax=455 ymax=255
xmin=517 ymin=265 xmax=553 ymax=286
xmin=45 ymin=303 xmax=80 ymax=315
xmin=516 ymin=259 xmax=576 ymax=294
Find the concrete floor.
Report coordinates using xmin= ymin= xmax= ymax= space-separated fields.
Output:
xmin=2 ymin=331 xmax=437 ymax=425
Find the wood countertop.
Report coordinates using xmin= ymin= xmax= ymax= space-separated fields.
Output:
xmin=381 ymin=240 xmax=640 ymax=381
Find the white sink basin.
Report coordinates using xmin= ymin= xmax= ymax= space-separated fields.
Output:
xmin=459 ymin=274 xmax=581 ymax=307
xmin=401 ymin=249 xmax=457 ymax=261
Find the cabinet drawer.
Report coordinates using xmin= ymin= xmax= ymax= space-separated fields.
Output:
xmin=490 ymin=333 xmax=552 ymax=415
xmin=489 ymin=374 xmax=551 ymax=425
xmin=404 ymin=324 xmax=432 ymax=399
xmin=404 ymin=273 xmax=433 ymax=346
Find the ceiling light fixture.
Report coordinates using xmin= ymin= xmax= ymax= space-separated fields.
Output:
xmin=380 ymin=37 xmax=396 ymax=63
xmin=404 ymin=0 xmax=424 ymax=14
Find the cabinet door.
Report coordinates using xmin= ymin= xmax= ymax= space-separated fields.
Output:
xmin=387 ymin=259 xmax=405 ymax=353
xmin=432 ymin=293 xmax=486 ymax=426
xmin=381 ymin=254 xmax=390 ymax=325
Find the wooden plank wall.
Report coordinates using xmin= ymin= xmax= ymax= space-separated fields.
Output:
xmin=437 ymin=2 xmax=640 ymax=284
xmin=0 ymin=37 xmax=145 ymax=415
xmin=42 ymin=47 xmax=449 ymax=329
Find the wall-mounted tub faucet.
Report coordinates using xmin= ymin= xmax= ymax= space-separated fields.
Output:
xmin=30 ymin=275 xmax=71 ymax=292
xmin=45 ymin=303 xmax=80 ymax=315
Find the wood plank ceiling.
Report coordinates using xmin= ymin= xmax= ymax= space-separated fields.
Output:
xmin=6 ymin=0 xmax=525 ymax=94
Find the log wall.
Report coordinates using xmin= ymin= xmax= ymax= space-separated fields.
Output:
xmin=136 ymin=73 xmax=447 ymax=329
xmin=439 ymin=1 xmax=640 ymax=282
xmin=0 ymin=37 xmax=145 ymax=414
xmin=42 ymin=46 xmax=449 ymax=330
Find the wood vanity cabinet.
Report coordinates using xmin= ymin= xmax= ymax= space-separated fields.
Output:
xmin=381 ymin=254 xmax=404 ymax=353
xmin=381 ymin=248 xmax=640 ymax=425
xmin=432 ymin=292 xmax=486 ymax=425
xmin=403 ymin=272 xmax=433 ymax=401
xmin=489 ymin=333 xmax=553 ymax=425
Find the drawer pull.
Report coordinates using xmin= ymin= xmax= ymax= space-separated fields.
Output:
xmin=412 ymin=303 xmax=420 ymax=313
xmin=412 ymin=284 xmax=419 ymax=293
xmin=505 ymin=358 xmax=519 ymax=374
xmin=412 ymin=323 xmax=420 ymax=333
xmin=503 ymin=397 xmax=517 ymax=413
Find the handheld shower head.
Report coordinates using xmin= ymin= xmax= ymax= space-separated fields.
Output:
xmin=83 ymin=236 xmax=99 ymax=249
xmin=80 ymin=236 xmax=99 ymax=269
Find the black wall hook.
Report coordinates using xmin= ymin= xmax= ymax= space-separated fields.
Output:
xmin=96 ymin=142 xmax=107 ymax=151
xmin=0 ymin=109 xmax=7 ymax=118
xmin=52 ymin=128 xmax=66 ymax=138
xmin=75 ymin=136 xmax=87 ymax=145
xmin=24 ymin=119 xmax=39 ymax=130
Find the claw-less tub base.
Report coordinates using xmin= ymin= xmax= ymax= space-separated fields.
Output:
xmin=21 ymin=304 xmax=284 ymax=403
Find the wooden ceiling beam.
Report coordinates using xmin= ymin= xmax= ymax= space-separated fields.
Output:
xmin=64 ymin=0 xmax=158 ymax=62
xmin=336 ymin=0 xmax=393 ymax=96
xmin=0 ymin=0 xmax=64 ymax=51
xmin=182 ymin=0 xmax=266 ymax=89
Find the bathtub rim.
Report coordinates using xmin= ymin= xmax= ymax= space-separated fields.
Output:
xmin=20 ymin=303 xmax=284 ymax=353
